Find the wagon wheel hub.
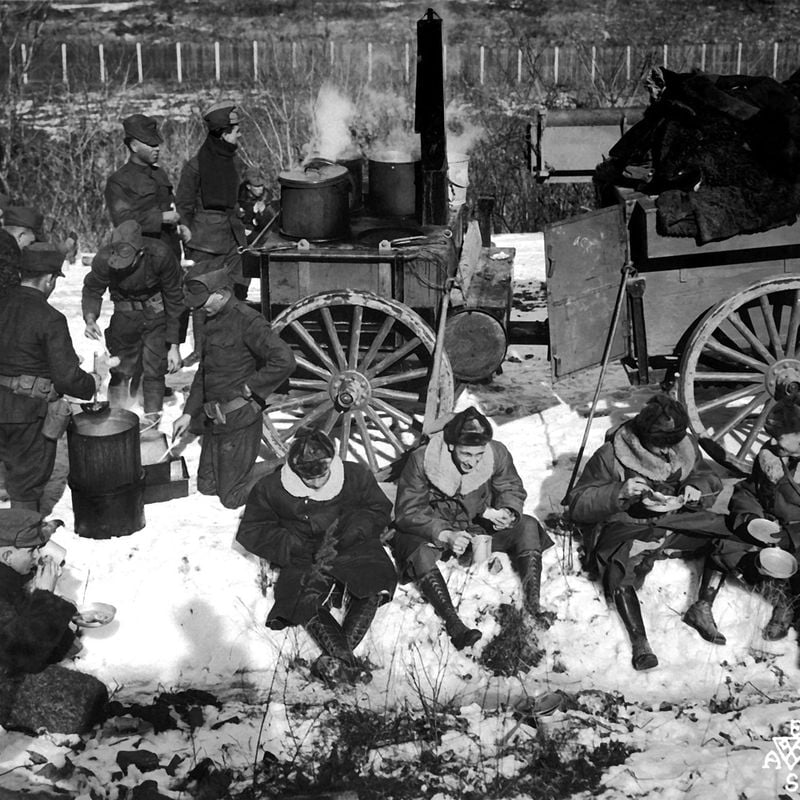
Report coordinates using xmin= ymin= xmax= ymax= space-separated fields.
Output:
xmin=766 ymin=359 xmax=800 ymax=400
xmin=329 ymin=370 xmax=372 ymax=410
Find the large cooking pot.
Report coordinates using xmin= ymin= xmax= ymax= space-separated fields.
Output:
xmin=279 ymin=160 xmax=351 ymax=241
xmin=367 ymin=150 xmax=421 ymax=219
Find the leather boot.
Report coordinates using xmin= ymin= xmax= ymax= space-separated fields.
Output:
xmin=342 ymin=594 xmax=380 ymax=651
xmin=612 ymin=586 xmax=658 ymax=670
xmin=683 ymin=563 xmax=727 ymax=645
xmin=514 ymin=550 xmax=543 ymax=614
xmin=763 ymin=580 xmax=796 ymax=641
xmin=305 ymin=608 xmax=371 ymax=685
xmin=417 ymin=568 xmax=482 ymax=651
xmin=9 ymin=499 xmax=39 ymax=512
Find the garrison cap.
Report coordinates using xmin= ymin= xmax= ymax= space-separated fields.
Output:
xmin=3 ymin=206 xmax=44 ymax=239
xmin=108 ymin=220 xmax=144 ymax=270
xmin=21 ymin=243 xmax=65 ymax=277
xmin=122 ymin=113 xmax=163 ymax=147
xmin=443 ymin=406 xmax=493 ymax=446
xmin=0 ymin=509 xmax=49 ymax=548
xmin=203 ymin=101 xmax=240 ymax=131
xmin=182 ymin=267 xmax=232 ymax=309
xmin=632 ymin=394 xmax=689 ymax=448
xmin=288 ymin=428 xmax=336 ymax=478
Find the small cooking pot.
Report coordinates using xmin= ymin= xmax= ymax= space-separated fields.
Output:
xmin=279 ymin=159 xmax=351 ymax=242
xmin=368 ymin=150 xmax=421 ymax=219
xmin=336 ymin=154 xmax=364 ymax=213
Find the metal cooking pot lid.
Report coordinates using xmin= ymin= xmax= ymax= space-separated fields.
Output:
xmin=279 ymin=163 xmax=349 ymax=188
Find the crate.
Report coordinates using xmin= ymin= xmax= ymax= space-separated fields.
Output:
xmin=140 ymin=433 xmax=189 ymax=504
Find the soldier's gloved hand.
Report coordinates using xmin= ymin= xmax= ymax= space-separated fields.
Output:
xmin=162 ymin=210 xmax=180 ymax=226
xmin=167 ymin=345 xmax=182 ymax=374
xmin=483 ymin=507 xmax=515 ymax=530
xmin=438 ymin=529 xmax=471 ymax=556
xmin=172 ymin=414 xmax=191 ymax=441
xmin=84 ymin=319 xmax=103 ymax=341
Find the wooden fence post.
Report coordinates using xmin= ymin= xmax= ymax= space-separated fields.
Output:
xmin=480 ymin=45 xmax=485 ymax=84
xmin=253 ymin=40 xmax=258 ymax=81
xmin=20 ymin=43 xmax=28 ymax=85
xmin=99 ymin=43 xmax=106 ymax=83
xmin=517 ymin=47 xmax=522 ymax=83
xmin=367 ymin=42 xmax=372 ymax=82
xmin=773 ymin=41 xmax=779 ymax=78
xmin=700 ymin=42 xmax=706 ymax=71
xmin=591 ymin=44 xmax=596 ymax=83
xmin=291 ymin=41 xmax=296 ymax=70
xmin=626 ymin=44 xmax=630 ymax=81
xmin=329 ymin=39 xmax=334 ymax=65
xmin=405 ymin=41 xmax=410 ymax=83
xmin=554 ymin=45 xmax=559 ymax=84
xmin=136 ymin=41 xmax=142 ymax=83
xmin=214 ymin=41 xmax=220 ymax=82
xmin=736 ymin=40 xmax=742 ymax=74
xmin=443 ymin=43 xmax=447 ymax=79
xmin=662 ymin=43 xmax=667 ymax=68
xmin=61 ymin=42 xmax=68 ymax=86
xmin=176 ymin=41 xmax=182 ymax=83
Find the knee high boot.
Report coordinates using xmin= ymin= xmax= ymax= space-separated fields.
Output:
xmin=513 ymin=550 xmax=543 ymax=615
xmin=305 ymin=608 xmax=370 ymax=685
xmin=107 ymin=378 xmax=129 ymax=409
xmin=763 ymin=580 xmax=796 ymax=641
xmin=612 ymin=586 xmax=658 ymax=670
xmin=417 ymin=568 xmax=482 ymax=651
xmin=342 ymin=594 xmax=381 ymax=651
xmin=683 ymin=563 xmax=727 ymax=645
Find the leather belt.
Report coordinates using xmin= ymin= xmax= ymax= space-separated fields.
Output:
xmin=203 ymin=396 xmax=253 ymax=425
xmin=0 ymin=374 xmax=57 ymax=401
xmin=115 ymin=294 xmax=164 ymax=312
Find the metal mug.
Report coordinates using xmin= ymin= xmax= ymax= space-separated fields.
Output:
xmin=40 ymin=539 xmax=66 ymax=567
xmin=471 ymin=534 xmax=493 ymax=565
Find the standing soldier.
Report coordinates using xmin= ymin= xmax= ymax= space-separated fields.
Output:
xmin=0 ymin=244 xmax=97 ymax=512
xmin=105 ymin=114 xmax=190 ymax=259
xmin=172 ymin=268 xmax=295 ymax=509
xmin=175 ymin=101 xmax=248 ymax=299
xmin=82 ymin=221 xmax=183 ymax=425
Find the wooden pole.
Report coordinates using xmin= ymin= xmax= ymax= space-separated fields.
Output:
xmin=176 ymin=41 xmax=182 ymax=83
xmin=591 ymin=44 xmax=596 ymax=83
xmin=214 ymin=41 xmax=220 ymax=82
xmin=291 ymin=41 xmax=296 ymax=70
xmin=480 ymin=44 xmax=485 ymax=84
xmin=554 ymin=45 xmax=559 ymax=83
xmin=736 ymin=40 xmax=742 ymax=74
xmin=626 ymin=44 xmax=631 ymax=81
xmin=20 ymin=43 xmax=28 ymax=85
xmin=367 ymin=42 xmax=372 ymax=82
xmin=662 ymin=43 xmax=667 ymax=68
xmin=329 ymin=39 xmax=334 ymax=65
xmin=61 ymin=42 xmax=68 ymax=86
xmin=98 ymin=43 xmax=105 ymax=83
xmin=774 ymin=41 xmax=779 ymax=78
xmin=136 ymin=41 xmax=143 ymax=83
xmin=517 ymin=47 xmax=522 ymax=83
xmin=405 ymin=41 xmax=410 ymax=83
xmin=253 ymin=40 xmax=258 ymax=81
xmin=700 ymin=42 xmax=706 ymax=71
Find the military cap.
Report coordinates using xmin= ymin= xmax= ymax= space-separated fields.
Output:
xmin=0 ymin=509 xmax=49 ymax=548
xmin=3 ymin=206 xmax=44 ymax=238
xmin=21 ymin=242 xmax=65 ymax=277
xmin=765 ymin=401 xmax=800 ymax=438
xmin=182 ymin=267 xmax=232 ymax=309
xmin=122 ymin=113 xmax=163 ymax=147
xmin=203 ymin=101 xmax=240 ymax=131
xmin=245 ymin=166 xmax=265 ymax=186
xmin=632 ymin=394 xmax=689 ymax=448
xmin=288 ymin=428 xmax=336 ymax=478
xmin=443 ymin=406 xmax=493 ymax=446
xmin=108 ymin=220 xmax=144 ymax=270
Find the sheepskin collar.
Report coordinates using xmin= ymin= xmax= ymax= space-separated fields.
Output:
xmin=613 ymin=422 xmax=696 ymax=482
xmin=280 ymin=455 xmax=345 ymax=500
xmin=423 ymin=432 xmax=495 ymax=497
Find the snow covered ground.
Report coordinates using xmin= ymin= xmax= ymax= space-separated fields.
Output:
xmin=0 ymin=232 xmax=798 ymax=798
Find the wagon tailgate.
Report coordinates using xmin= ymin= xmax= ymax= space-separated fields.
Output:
xmin=544 ymin=204 xmax=629 ymax=382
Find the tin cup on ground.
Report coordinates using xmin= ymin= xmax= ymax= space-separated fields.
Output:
xmin=471 ymin=534 xmax=493 ymax=565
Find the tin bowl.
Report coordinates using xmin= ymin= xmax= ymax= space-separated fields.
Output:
xmin=758 ymin=548 xmax=798 ymax=580
xmin=73 ymin=602 xmax=116 ymax=628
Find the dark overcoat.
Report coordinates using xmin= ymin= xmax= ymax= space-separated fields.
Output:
xmin=236 ymin=458 xmax=397 ymax=626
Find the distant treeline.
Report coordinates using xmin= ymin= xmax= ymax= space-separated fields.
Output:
xmin=6 ymin=37 xmax=800 ymax=103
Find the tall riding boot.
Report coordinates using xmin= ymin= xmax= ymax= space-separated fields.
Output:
xmin=513 ymin=550 xmax=543 ymax=615
xmin=305 ymin=607 xmax=371 ymax=685
xmin=417 ymin=568 xmax=482 ymax=650
xmin=612 ymin=586 xmax=658 ymax=670
xmin=342 ymin=593 xmax=381 ymax=651
xmin=683 ymin=562 xmax=727 ymax=644
xmin=10 ymin=499 xmax=39 ymax=512
xmin=763 ymin=580 xmax=796 ymax=641
xmin=107 ymin=378 xmax=129 ymax=409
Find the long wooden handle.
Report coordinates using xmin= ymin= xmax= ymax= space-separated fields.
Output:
xmin=423 ymin=282 xmax=452 ymax=434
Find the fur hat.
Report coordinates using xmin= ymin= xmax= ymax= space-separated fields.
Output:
xmin=765 ymin=401 xmax=800 ymax=439
xmin=0 ymin=509 xmax=48 ymax=548
xmin=442 ymin=406 xmax=493 ymax=446
xmin=632 ymin=394 xmax=689 ymax=448
xmin=288 ymin=428 xmax=336 ymax=478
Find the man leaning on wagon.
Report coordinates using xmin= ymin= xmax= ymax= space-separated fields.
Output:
xmin=172 ymin=268 xmax=295 ymax=509
xmin=0 ymin=244 xmax=97 ymax=512
xmin=82 ymin=220 xmax=184 ymax=426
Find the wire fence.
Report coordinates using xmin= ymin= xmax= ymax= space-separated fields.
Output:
xmin=5 ymin=37 xmax=800 ymax=102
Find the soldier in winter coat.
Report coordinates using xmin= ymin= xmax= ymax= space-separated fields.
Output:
xmin=0 ymin=245 xmax=97 ymax=512
xmin=727 ymin=401 xmax=800 ymax=641
xmin=173 ymin=268 xmax=295 ymax=509
xmin=82 ymin=220 xmax=184 ymax=423
xmin=0 ymin=509 xmax=107 ymax=734
xmin=392 ymin=406 xmax=553 ymax=651
xmin=236 ymin=429 xmax=396 ymax=685
xmin=568 ymin=395 xmax=749 ymax=671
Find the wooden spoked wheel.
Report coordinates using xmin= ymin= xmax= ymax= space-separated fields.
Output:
xmin=678 ymin=277 xmax=800 ymax=475
xmin=263 ymin=290 xmax=455 ymax=481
